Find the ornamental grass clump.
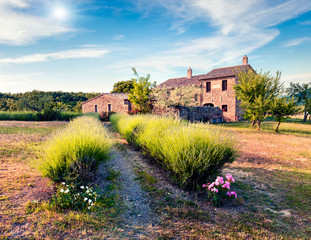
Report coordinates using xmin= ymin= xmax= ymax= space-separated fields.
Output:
xmin=111 ymin=114 xmax=236 ymax=188
xmin=39 ymin=116 xmax=113 ymax=182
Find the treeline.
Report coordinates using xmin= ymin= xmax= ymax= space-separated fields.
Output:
xmin=0 ymin=90 xmax=100 ymax=112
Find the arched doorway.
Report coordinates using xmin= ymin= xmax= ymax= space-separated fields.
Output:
xmin=203 ymin=103 xmax=214 ymax=107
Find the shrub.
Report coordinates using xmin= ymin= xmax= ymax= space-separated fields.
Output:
xmin=111 ymin=114 xmax=236 ymax=188
xmin=38 ymin=116 xmax=113 ymax=183
xmin=100 ymin=111 xmax=116 ymax=122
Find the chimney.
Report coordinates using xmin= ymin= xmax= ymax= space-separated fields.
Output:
xmin=242 ymin=55 xmax=248 ymax=65
xmin=187 ymin=67 xmax=192 ymax=78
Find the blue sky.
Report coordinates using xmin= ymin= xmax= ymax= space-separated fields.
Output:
xmin=0 ymin=0 xmax=310 ymax=93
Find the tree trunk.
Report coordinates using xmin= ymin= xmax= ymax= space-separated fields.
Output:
xmin=251 ymin=120 xmax=256 ymax=128
xmin=257 ymin=119 xmax=261 ymax=131
xmin=304 ymin=107 xmax=307 ymax=122
xmin=276 ymin=121 xmax=281 ymax=132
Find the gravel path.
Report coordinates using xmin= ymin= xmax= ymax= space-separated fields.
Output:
xmin=109 ymin=147 xmax=161 ymax=239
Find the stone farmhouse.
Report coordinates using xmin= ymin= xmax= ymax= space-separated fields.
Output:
xmin=82 ymin=56 xmax=253 ymax=122
xmin=156 ymin=55 xmax=254 ymax=121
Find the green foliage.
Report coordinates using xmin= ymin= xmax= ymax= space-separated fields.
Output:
xmin=234 ymin=70 xmax=283 ymax=129
xmin=38 ymin=116 xmax=113 ymax=183
xmin=111 ymin=80 xmax=134 ymax=93
xmin=287 ymin=82 xmax=311 ymax=122
xmin=0 ymin=90 xmax=100 ymax=112
xmin=270 ymin=97 xmax=298 ymax=132
xmin=153 ymin=86 xmax=201 ymax=108
xmin=110 ymin=114 xmax=236 ymax=189
xmin=128 ymin=68 xmax=156 ymax=113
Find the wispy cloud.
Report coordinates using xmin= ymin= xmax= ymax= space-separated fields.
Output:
xmin=0 ymin=0 xmax=74 ymax=45
xmin=0 ymin=48 xmax=110 ymax=64
xmin=284 ymin=37 xmax=311 ymax=47
xmin=113 ymin=34 xmax=125 ymax=40
xmin=123 ymin=0 xmax=311 ymax=76
xmin=282 ymin=72 xmax=311 ymax=85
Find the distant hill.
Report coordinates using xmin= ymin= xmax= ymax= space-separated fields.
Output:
xmin=0 ymin=90 xmax=101 ymax=112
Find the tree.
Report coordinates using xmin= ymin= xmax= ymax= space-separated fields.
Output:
xmin=153 ymin=86 xmax=201 ymax=108
xmin=287 ymin=82 xmax=311 ymax=122
xmin=234 ymin=70 xmax=282 ymax=130
xmin=111 ymin=80 xmax=134 ymax=93
xmin=128 ymin=68 xmax=156 ymax=113
xmin=270 ymin=96 xmax=298 ymax=132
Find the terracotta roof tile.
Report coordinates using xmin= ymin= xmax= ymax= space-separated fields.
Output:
xmin=156 ymin=76 xmax=201 ymax=89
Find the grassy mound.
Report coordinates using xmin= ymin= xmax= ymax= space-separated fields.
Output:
xmin=110 ymin=114 xmax=236 ymax=188
xmin=38 ymin=116 xmax=113 ymax=182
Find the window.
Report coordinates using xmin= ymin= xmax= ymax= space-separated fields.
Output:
xmin=222 ymin=105 xmax=228 ymax=112
xmin=108 ymin=104 xmax=111 ymax=112
xmin=194 ymin=94 xmax=198 ymax=101
xmin=95 ymin=105 xmax=98 ymax=113
xmin=206 ymin=82 xmax=211 ymax=92
xmin=167 ymin=91 xmax=170 ymax=96
xmin=222 ymin=80 xmax=227 ymax=91
xmin=218 ymin=118 xmax=223 ymax=123
xmin=212 ymin=119 xmax=217 ymax=124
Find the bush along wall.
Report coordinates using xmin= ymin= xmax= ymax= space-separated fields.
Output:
xmin=38 ymin=116 xmax=113 ymax=183
xmin=110 ymin=114 xmax=237 ymax=189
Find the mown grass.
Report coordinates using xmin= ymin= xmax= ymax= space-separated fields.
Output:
xmin=222 ymin=120 xmax=311 ymax=137
xmin=111 ymin=114 xmax=236 ymax=188
xmin=37 ymin=116 xmax=113 ymax=183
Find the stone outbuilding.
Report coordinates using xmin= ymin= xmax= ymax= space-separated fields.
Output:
xmin=82 ymin=93 xmax=131 ymax=114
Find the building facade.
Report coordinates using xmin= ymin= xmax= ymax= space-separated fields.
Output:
xmin=82 ymin=93 xmax=131 ymax=114
xmin=156 ymin=55 xmax=253 ymax=121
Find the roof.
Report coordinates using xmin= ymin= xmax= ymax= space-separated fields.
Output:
xmin=156 ymin=64 xmax=253 ymax=89
xmin=198 ymin=64 xmax=252 ymax=80
xmin=81 ymin=93 xmax=128 ymax=105
xmin=155 ymin=76 xmax=201 ymax=89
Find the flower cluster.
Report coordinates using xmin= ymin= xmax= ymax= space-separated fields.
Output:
xmin=203 ymin=174 xmax=237 ymax=206
xmin=51 ymin=182 xmax=100 ymax=211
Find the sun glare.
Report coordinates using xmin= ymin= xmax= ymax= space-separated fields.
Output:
xmin=53 ymin=7 xmax=68 ymax=20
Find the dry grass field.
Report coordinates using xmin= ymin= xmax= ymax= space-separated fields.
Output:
xmin=0 ymin=119 xmax=310 ymax=239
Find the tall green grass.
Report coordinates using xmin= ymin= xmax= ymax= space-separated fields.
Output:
xmin=0 ymin=111 xmax=82 ymax=121
xmin=38 ymin=116 xmax=113 ymax=182
xmin=110 ymin=114 xmax=236 ymax=188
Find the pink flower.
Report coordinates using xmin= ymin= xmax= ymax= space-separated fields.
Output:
xmin=222 ymin=181 xmax=230 ymax=190
xmin=226 ymin=174 xmax=235 ymax=183
xmin=202 ymin=184 xmax=207 ymax=188
xmin=228 ymin=191 xmax=237 ymax=198
xmin=216 ymin=176 xmax=224 ymax=184
xmin=227 ymin=191 xmax=231 ymax=197
xmin=212 ymin=187 xmax=218 ymax=193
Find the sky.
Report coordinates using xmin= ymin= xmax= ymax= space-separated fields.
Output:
xmin=0 ymin=0 xmax=311 ymax=93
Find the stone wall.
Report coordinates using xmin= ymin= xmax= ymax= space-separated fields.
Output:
xmin=178 ymin=106 xmax=223 ymax=123
xmin=82 ymin=94 xmax=130 ymax=114
xmin=152 ymin=106 xmax=223 ymax=123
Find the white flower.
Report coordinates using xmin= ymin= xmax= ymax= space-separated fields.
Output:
xmin=84 ymin=197 xmax=88 ymax=201
xmin=86 ymin=186 xmax=88 ymax=189
xmin=88 ymin=199 xmax=92 ymax=203
xmin=88 ymin=206 xmax=91 ymax=209
xmin=86 ymin=190 xmax=89 ymax=194
xmin=64 ymin=189 xmax=69 ymax=194
xmin=80 ymin=186 xmax=85 ymax=189
xmin=62 ymin=182 xmax=66 ymax=185
xmin=60 ymin=188 xmax=64 ymax=193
